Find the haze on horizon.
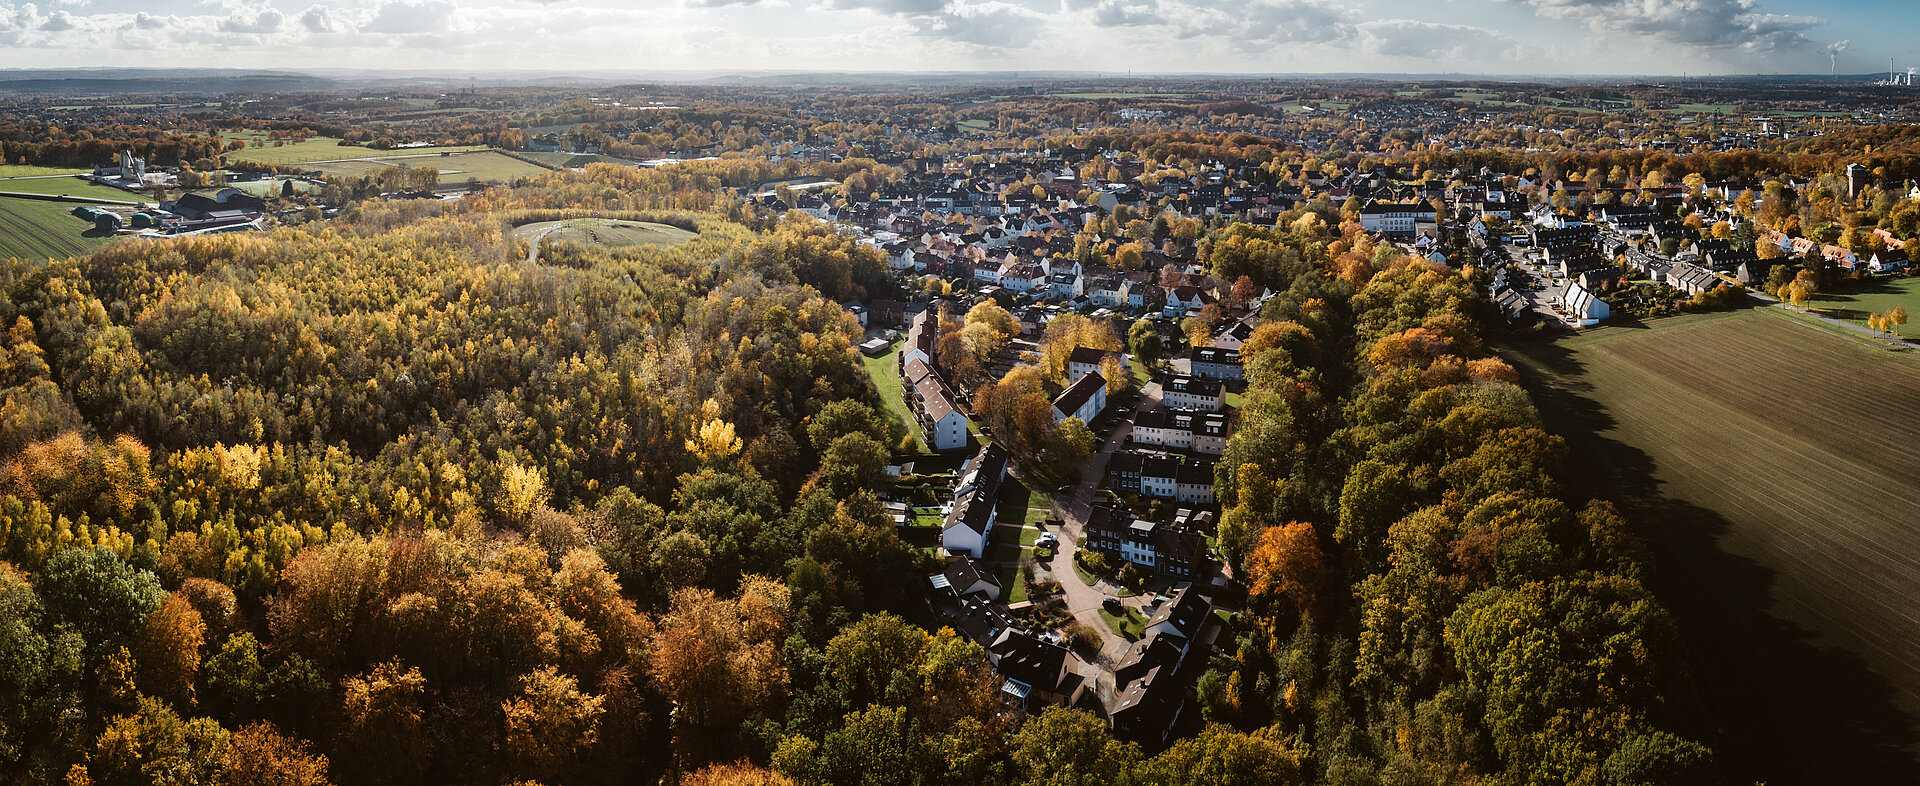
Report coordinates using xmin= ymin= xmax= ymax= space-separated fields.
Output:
xmin=0 ymin=0 xmax=1912 ymax=79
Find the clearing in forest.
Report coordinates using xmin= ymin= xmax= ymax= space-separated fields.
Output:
xmin=511 ymin=218 xmax=698 ymax=249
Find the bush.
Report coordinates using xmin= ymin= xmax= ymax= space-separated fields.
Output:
xmin=1115 ymin=562 xmax=1145 ymax=589
xmin=1076 ymin=550 xmax=1112 ymax=575
xmin=1063 ymin=621 xmax=1102 ymax=655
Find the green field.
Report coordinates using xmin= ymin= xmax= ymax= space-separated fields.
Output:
xmin=1503 ymin=308 xmax=1920 ymax=780
xmin=431 ymin=151 xmax=553 ymax=182
xmin=0 ymin=165 xmax=87 ymax=178
xmin=1661 ymin=102 xmax=1737 ymax=115
xmin=0 ymin=176 xmax=145 ymax=202
xmin=957 ymin=119 xmax=993 ymax=131
xmin=521 ymin=151 xmax=632 ymax=168
xmin=862 ymin=343 xmax=929 ymax=453
xmin=1809 ymin=277 xmax=1920 ymax=339
xmin=511 ymin=218 xmax=697 ymax=251
xmin=0 ymin=197 xmax=116 ymax=260
xmin=222 ymin=133 xmax=486 ymax=166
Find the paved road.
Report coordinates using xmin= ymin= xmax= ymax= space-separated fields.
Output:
xmin=1041 ymin=376 xmax=1165 ymax=705
xmin=522 ymin=225 xmax=561 ymax=264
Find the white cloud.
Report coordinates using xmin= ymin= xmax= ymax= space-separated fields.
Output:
xmin=297 ymin=4 xmax=344 ymax=32
xmin=1501 ymin=0 xmax=1824 ymax=53
xmin=1359 ymin=19 xmax=1524 ymax=62
xmin=363 ymin=0 xmax=454 ymax=34
xmin=218 ymin=5 xmax=285 ymax=33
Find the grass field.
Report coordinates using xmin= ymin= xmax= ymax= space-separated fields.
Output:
xmin=1661 ymin=102 xmax=1737 ymax=115
xmin=222 ymin=133 xmax=485 ymax=165
xmin=0 ymin=197 xmax=116 ymax=260
xmin=0 ymin=176 xmax=145 ymax=202
xmin=521 ymin=152 xmax=633 ymax=168
xmin=1502 ymin=307 xmax=1920 ymax=780
xmin=511 ymin=218 xmax=697 ymax=250
xmin=0 ymin=165 xmax=87 ymax=178
xmin=1809 ymin=277 xmax=1920 ymax=339
xmin=957 ymin=119 xmax=993 ymax=131
xmin=431 ymin=151 xmax=552 ymax=182
xmin=862 ymin=344 xmax=929 ymax=453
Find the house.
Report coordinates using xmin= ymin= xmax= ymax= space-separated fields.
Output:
xmin=987 ymin=628 xmax=1088 ymax=711
xmin=1357 ymin=199 xmax=1434 ymax=239
xmin=1162 ymin=286 xmax=1217 ymax=319
xmin=167 ymin=189 xmax=267 ymax=222
xmin=941 ymin=445 xmax=1008 ymax=557
xmin=1067 ymin=346 xmax=1127 ymax=384
xmin=1666 ymin=262 xmax=1723 ymax=296
xmin=1083 ymin=506 xmax=1211 ymax=579
xmin=929 ymin=556 xmax=1002 ymax=601
xmin=1143 ymin=586 xmax=1212 ymax=643
xmin=1105 ymin=451 xmax=1181 ymax=497
xmin=1052 ymin=371 xmax=1108 ymax=425
xmin=1111 ymin=666 xmax=1185 ymax=750
xmin=1564 ymin=281 xmax=1610 ymax=327
xmin=1159 ymin=375 xmax=1223 ymax=412
xmin=1188 ymin=347 xmax=1242 ymax=381
xmin=901 ymin=309 xmax=939 ymax=370
xmin=907 ymin=360 xmax=970 ymax=452
xmin=1175 ymin=462 xmax=1216 ymax=505
xmin=1129 ymin=408 xmax=1230 ymax=455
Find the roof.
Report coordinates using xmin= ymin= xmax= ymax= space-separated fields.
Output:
xmin=942 ymin=557 xmax=1001 ymax=594
xmin=1111 ymin=665 xmax=1184 ymax=743
xmin=989 ymin=627 xmax=1069 ymax=690
xmin=1162 ymin=375 xmax=1221 ymax=399
xmin=1052 ymin=371 xmax=1105 ymax=418
xmin=1067 ymin=345 xmax=1122 ymax=367
xmin=1191 ymin=347 xmax=1241 ymax=366
xmin=1115 ymin=633 xmax=1185 ymax=687
xmin=1145 ymin=587 xmax=1211 ymax=639
xmin=945 ymin=444 xmax=1008 ymax=535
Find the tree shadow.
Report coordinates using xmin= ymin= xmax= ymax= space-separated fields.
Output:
xmin=1515 ymin=345 xmax=1920 ymax=783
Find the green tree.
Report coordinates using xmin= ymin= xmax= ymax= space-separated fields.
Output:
xmin=38 ymin=547 xmax=164 ymax=663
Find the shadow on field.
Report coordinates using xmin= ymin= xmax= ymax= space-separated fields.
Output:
xmin=1506 ymin=336 xmax=1920 ymax=784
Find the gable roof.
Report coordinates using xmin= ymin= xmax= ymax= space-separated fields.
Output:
xmin=1145 ymin=587 xmax=1210 ymax=639
xmin=1052 ymin=371 xmax=1105 ymax=418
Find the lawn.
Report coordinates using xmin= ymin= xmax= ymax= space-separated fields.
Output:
xmin=0 ymin=176 xmax=145 ymax=202
xmin=861 ymin=344 xmax=929 ymax=453
xmin=1808 ymin=276 xmax=1920 ymax=339
xmin=1501 ymin=307 xmax=1920 ymax=781
xmin=0 ymin=197 xmax=117 ymax=261
xmin=957 ymin=119 xmax=993 ymax=131
xmin=995 ymin=565 xmax=1028 ymax=604
xmin=1099 ymin=606 xmax=1146 ymax=640
xmin=1660 ymin=103 xmax=1736 ymax=115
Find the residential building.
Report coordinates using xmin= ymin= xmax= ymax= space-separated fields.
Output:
xmin=1159 ymin=375 xmax=1223 ymax=412
xmin=1067 ymin=345 xmax=1128 ymax=384
xmin=987 ymin=628 xmax=1088 ymax=711
xmin=1129 ymin=408 xmax=1229 ymax=455
xmin=1188 ymin=347 xmax=1243 ymax=381
xmin=1052 ymin=371 xmax=1108 ymax=425
xmin=1083 ymin=506 xmax=1210 ymax=579
xmin=941 ymin=445 xmax=1008 ymax=557
xmin=928 ymin=556 xmax=1001 ymax=601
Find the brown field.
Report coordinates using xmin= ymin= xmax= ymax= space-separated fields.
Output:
xmin=1503 ymin=307 xmax=1920 ymax=782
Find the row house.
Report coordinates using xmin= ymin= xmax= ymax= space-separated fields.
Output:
xmin=1160 ymin=375 xmax=1223 ymax=412
xmin=1188 ymin=347 xmax=1243 ymax=381
xmin=1129 ymin=408 xmax=1230 ymax=455
xmin=1083 ymin=506 xmax=1211 ymax=580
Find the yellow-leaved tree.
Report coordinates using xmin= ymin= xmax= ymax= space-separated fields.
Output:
xmin=686 ymin=398 xmax=743 ymax=463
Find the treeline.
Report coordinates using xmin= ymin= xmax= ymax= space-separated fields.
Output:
xmin=0 ymin=126 xmax=227 ymax=168
xmin=1191 ymin=211 xmax=1715 ymax=783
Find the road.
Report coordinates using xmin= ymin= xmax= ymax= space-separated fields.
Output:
xmin=522 ymin=225 xmax=561 ymax=264
xmin=1040 ymin=375 xmax=1165 ymax=705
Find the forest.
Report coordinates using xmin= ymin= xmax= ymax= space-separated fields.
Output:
xmin=1 ymin=158 xmax=1709 ymax=785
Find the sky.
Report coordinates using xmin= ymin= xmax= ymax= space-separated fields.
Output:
xmin=0 ymin=0 xmax=1912 ymax=77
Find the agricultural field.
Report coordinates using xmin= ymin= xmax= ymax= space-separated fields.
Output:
xmin=0 ymin=164 xmax=87 ymax=178
xmin=221 ymin=133 xmax=485 ymax=165
xmin=431 ymin=151 xmax=553 ymax=182
xmin=510 ymin=217 xmax=698 ymax=249
xmin=521 ymin=151 xmax=632 ymax=168
xmin=1809 ymin=276 xmax=1920 ymax=339
xmin=1502 ymin=308 xmax=1920 ymax=781
xmin=0 ymin=175 xmax=145 ymax=202
xmin=0 ymin=197 xmax=116 ymax=260
xmin=1661 ymin=102 xmax=1738 ymax=114
xmin=1048 ymin=92 xmax=1188 ymax=99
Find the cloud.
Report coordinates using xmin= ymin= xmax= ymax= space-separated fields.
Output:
xmin=1089 ymin=0 xmax=1162 ymax=28
xmin=914 ymin=0 xmax=1041 ymax=48
xmin=40 ymin=9 xmax=77 ymax=30
xmin=296 ymin=4 xmax=342 ymax=32
xmin=1178 ymin=0 xmax=1355 ymax=46
xmin=818 ymin=0 xmax=947 ymax=16
xmin=1500 ymin=0 xmax=1824 ymax=53
xmin=363 ymin=0 xmax=455 ymax=34
xmin=1359 ymin=19 xmax=1522 ymax=61
xmin=217 ymin=6 xmax=284 ymax=33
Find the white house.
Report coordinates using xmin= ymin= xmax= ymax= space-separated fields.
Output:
xmin=1052 ymin=371 xmax=1108 ymax=425
xmin=1067 ymin=346 xmax=1128 ymax=385
xmin=1564 ymin=280 xmax=1611 ymax=327
xmin=942 ymin=445 xmax=1008 ymax=557
xmin=1159 ymin=375 xmax=1223 ymax=412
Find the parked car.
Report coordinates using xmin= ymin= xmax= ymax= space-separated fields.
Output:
xmin=1036 ymin=533 xmax=1059 ymax=548
xmin=1102 ymin=597 xmax=1123 ymax=613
